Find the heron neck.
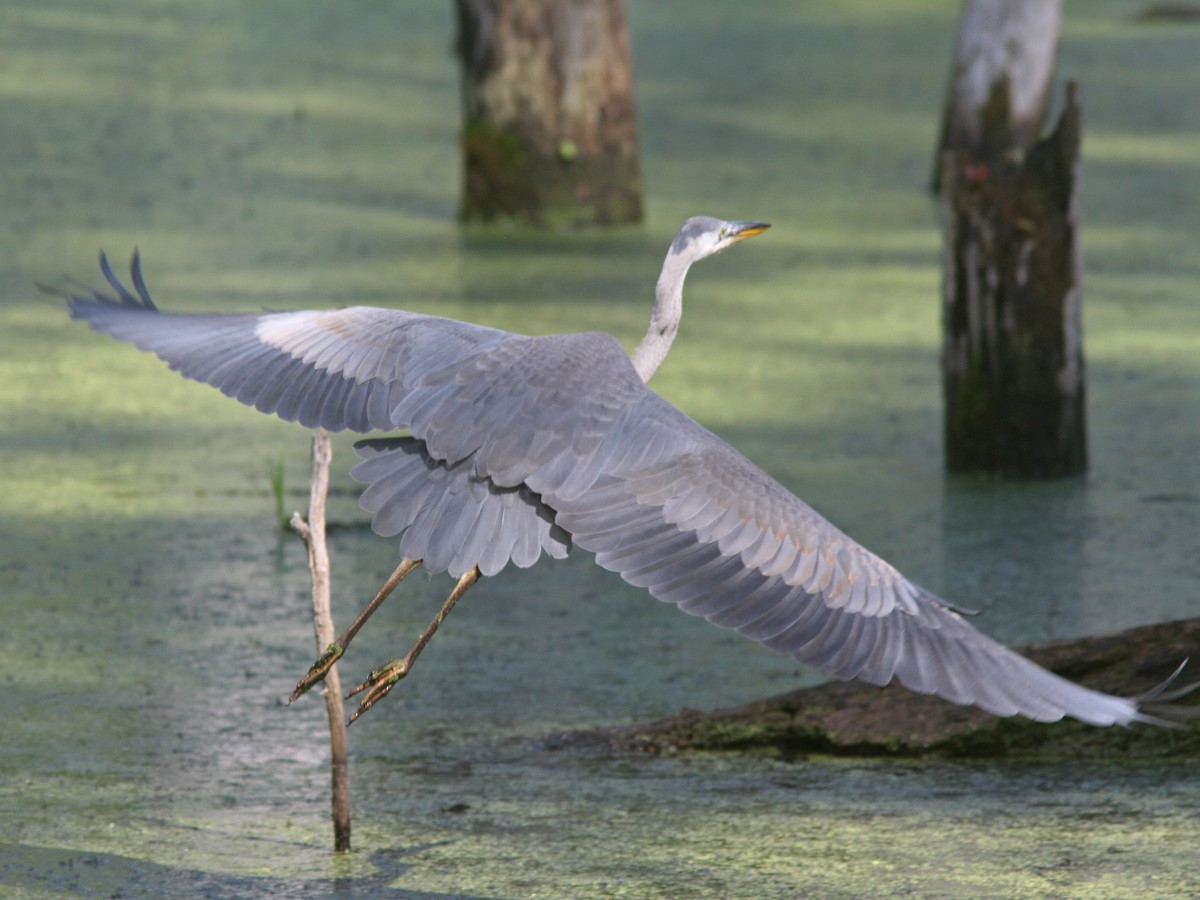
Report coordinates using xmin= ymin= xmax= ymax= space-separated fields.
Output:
xmin=631 ymin=253 xmax=690 ymax=383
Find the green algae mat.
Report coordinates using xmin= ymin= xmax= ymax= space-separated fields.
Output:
xmin=2 ymin=2 xmax=1198 ymax=897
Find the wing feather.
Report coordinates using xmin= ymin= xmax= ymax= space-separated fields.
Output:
xmin=237 ymin=353 xmax=304 ymax=409
xmin=817 ymin=614 xmax=882 ymax=682
xmin=623 ymin=540 xmax=726 ymax=589
xmin=653 ymin=552 xmax=748 ymax=605
xmin=704 ymin=578 xmax=796 ymax=632
xmin=351 ymin=438 xmax=569 ymax=577
xmin=673 ymin=564 xmax=761 ymax=617
xmin=794 ymin=606 xmax=860 ymax=670
xmin=742 ymin=586 xmax=829 ymax=645
xmin=65 ymin=256 xmax=514 ymax=434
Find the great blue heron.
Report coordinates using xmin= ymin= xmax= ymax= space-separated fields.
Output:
xmin=61 ymin=217 xmax=1192 ymax=726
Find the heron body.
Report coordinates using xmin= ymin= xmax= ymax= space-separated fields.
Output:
xmin=62 ymin=217 xmax=1190 ymax=726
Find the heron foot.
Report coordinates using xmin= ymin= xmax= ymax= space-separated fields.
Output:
xmin=341 ymin=565 xmax=481 ymax=724
xmin=286 ymin=557 xmax=421 ymax=708
xmin=289 ymin=641 xmax=345 ymax=703
xmin=347 ymin=659 xmax=411 ymax=723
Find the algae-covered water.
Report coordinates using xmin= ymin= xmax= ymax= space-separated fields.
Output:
xmin=2 ymin=1 xmax=1199 ymax=897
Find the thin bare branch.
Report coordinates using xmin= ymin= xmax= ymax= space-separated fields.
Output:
xmin=292 ymin=428 xmax=351 ymax=852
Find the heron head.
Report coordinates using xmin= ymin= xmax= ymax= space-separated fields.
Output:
xmin=670 ymin=217 xmax=770 ymax=265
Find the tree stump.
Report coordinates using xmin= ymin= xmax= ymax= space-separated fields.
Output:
xmin=454 ymin=0 xmax=643 ymax=227
xmin=935 ymin=0 xmax=1087 ymax=478
xmin=939 ymin=82 xmax=1087 ymax=477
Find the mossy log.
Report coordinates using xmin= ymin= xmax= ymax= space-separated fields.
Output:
xmin=551 ymin=618 xmax=1200 ymax=760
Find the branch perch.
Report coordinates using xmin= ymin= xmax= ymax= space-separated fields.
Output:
xmin=290 ymin=428 xmax=351 ymax=853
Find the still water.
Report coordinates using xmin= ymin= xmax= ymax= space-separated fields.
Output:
xmin=2 ymin=1 xmax=1198 ymax=896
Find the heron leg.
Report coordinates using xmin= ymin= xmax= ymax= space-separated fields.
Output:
xmin=289 ymin=557 xmax=422 ymax=703
xmin=347 ymin=565 xmax=481 ymax=723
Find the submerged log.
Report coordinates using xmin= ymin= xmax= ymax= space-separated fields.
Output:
xmin=550 ymin=618 xmax=1200 ymax=760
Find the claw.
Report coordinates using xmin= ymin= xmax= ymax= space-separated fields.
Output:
xmin=322 ymin=564 xmax=481 ymax=724
xmin=286 ymin=557 xmax=421 ymax=707
xmin=347 ymin=658 xmax=412 ymax=723
xmin=289 ymin=641 xmax=345 ymax=703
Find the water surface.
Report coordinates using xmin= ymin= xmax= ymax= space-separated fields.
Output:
xmin=2 ymin=1 xmax=1198 ymax=897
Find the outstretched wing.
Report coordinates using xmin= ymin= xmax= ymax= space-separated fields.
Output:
xmin=517 ymin=394 xmax=1159 ymax=727
xmin=390 ymin=344 xmax=1157 ymax=726
xmin=62 ymin=251 xmax=515 ymax=434
xmin=62 ymin=252 xmax=646 ymax=580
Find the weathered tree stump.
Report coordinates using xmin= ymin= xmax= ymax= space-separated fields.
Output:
xmin=936 ymin=0 xmax=1087 ymax=478
xmin=454 ymin=0 xmax=643 ymax=227
xmin=939 ymin=83 xmax=1087 ymax=478
xmin=550 ymin=618 xmax=1200 ymax=760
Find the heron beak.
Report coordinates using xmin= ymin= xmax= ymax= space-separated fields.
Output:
xmin=728 ymin=221 xmax=771 ymax=243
